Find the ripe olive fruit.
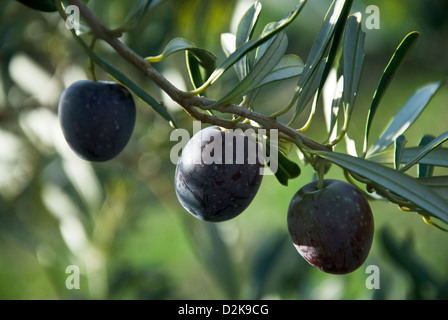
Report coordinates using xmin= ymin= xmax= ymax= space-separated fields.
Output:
xmin=175 ymin=127 xmax=263 ymax=222
xmin=287 ymin=179 xmax=374 ymax=274
xmin=58 ymin=80 xmax=136 ymax=162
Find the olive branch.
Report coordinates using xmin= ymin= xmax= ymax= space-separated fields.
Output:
xmin=58 ymin=0 xmax=448 ymax=228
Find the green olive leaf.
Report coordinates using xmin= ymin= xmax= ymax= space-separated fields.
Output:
xmin=290 ymin=60 xmax=327 ymax=125
xmin=186 ymin=51 xmax=213 ymax=92
xmin=418 ymin=176 xmax=448 ymax=201
xmin=278 ymin=153 xmax=301 ymax=180
xmin=323 ymin=69 xmax=343 ymax=142
xmin=368 ymin=146 xmax=448 ymax=168
xmin=220 ymin=33 xmax=244 ymax=81
xmin=255 ymin=54 xmax=304 ymax=88
xmin=211 ymin=31 xmax=288 ymax=107
xmin=400 ymin=132 xmax=448 ymax=173
xmin=145 ymin=37 xmax=217 ymax=92
xmin=115 ymin=0 xmax=166 ymax=32
xmin=417 ymin=135 xmax=436 ymax=178
xmin=367 ymin=80 xmax=445 ymax=157
xmin=265 ymin=139 xmax=301 ymax=186
xmin=362 ymin=31 xmax=420 ymax=156
xmin=235 ymin=0 xmax=262 ymax=80
xmin=221 ymin=32 xmax=236 ymax=55
xmin=394 ymin=135 xmax=407 ymax=170
xmin=147 ymin=37 xmax=216 ymax=65
xmin=197 ymin=0 xmax=307 ymax=98
xmin=342 ymin=13 xmax=365 ymax=120
xmin=313 ymin=150 xmax=448 ymax=224
xmin=236 ymin=1 xmax=262 ymax=48
xmin=290 ymin=0 xmax=353 ymax=124
xmin=186 ymin=49 xmax=217 ymax=91
xmin=317 ymin=11 xmax=365 ymax=144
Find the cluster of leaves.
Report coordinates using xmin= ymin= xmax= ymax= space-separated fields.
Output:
xmin=141 ymin=0 xmax=448 ymax=228
xmin=19 ymin=0 xmax=448 ymax=225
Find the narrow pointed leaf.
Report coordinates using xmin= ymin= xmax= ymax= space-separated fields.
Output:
xmin=316 ymin=5 xmax=345 ymax=97
xmin=369 ymin=147 xmax=448 ymax=168
xmin=236 ymin=1 xmax=262 ymax=47
xmin=345 ymin=133 xmax=358 ymax=157
xmin=255 ymin=54 xmax=304 ymax=88
xmin=220 ymin=0 xmax=263 ymax=81
xmin=201 ymin=0 xmax=307 ymax=94
xmin=148 ymin=38 xmax=216 ymax=90
xmin=69 ymin=30 xmax=176 ymax=125
xmin=394 ymin=135 xmax=407 ymax=170
xmin=211 ymin=32 xmax=288 ymax=106
xmin=303 ymin=0 xmax=352 ymax=80
xmin=342 ymin=13 xmax=365 ymax=116
xmin=235 ymin=1 xmax=262 ymax=80
xmin=367 ymin=80 xmax=445 ymax=157
xmin=186 ymin=51 xmax=211 ymax=91
xmin=148 ymin=37 xmax=216 ymax=65
xmin=265 ymin=140 xmax=301 ymax=186
xmin=160 ymin=37 xmax=196 ymax=57
xmin=400 ymin=132 xmax=448 ymax=173
xmin=221 ymin=33 xmax=236 ymax=57
xmin=279 ymin=154 xmax=301 ymax=180
xmin=291 ymin=59 xmax=327 ymax=123
xmin=363 ymin=31 xmax=420 ymax=155
xmin=117 ymin=0 xmax=166 ymax=32
xmin=323 ymin=69 xmax=343 ymax=142
xmin=221 ymin=33 xmax=250 ymax=82
xmin=418 ymin=176 xmax=448 ymax=200
xmin=314 ymin=150 xmax=448 ymax=223
xmin=186 ymin=52 xmax=217 ymax=90
xmin=254 ymin=22 xmax=282 ymax=61
xmin=291 ymin=0 xmax=353 ymax=122
xmin=418 ymin=135 xmax=436 ymax=178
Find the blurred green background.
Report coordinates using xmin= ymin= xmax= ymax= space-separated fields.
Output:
xmin=0 ymin=0 xmax=447 ymax=300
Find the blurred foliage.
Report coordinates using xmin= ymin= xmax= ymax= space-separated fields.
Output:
xmin=0 ymin=0 xmax=447 ymax=300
